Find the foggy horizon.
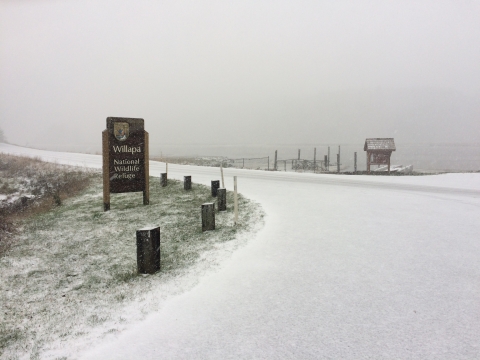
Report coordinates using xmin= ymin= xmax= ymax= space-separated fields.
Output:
xmin=1 ymin=1 xmax=480 ymax=150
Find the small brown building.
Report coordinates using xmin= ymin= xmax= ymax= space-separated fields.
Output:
xmin=364 ymin=138 xmax=396 ymax=174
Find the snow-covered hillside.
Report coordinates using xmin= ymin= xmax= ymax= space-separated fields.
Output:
xmin=2 ymin=143 xmax=480 ymax=360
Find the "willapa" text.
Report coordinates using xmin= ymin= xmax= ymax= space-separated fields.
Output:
xmin=112 ymin=145 xmax=142 ymax=154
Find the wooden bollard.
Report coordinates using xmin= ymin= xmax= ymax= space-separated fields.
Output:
xmin=202 ymin=203 xmax=215 ymax=231
xmin=327 ymin=147 xmax=330 ymax=171
xmin=211 ymin=180 xmax=220 ymax=197
xmin=160 ymin=173 xmax=167 ymax=187
xmin=354 ymin=152 xmax=357 ymax=173
xmin=217 ymin=188 xmax=226 ymax=211
xmin=184 ymin=176 xmax=191 ymax=190
xmin=136 ymin=226 xmax=160 ymax=274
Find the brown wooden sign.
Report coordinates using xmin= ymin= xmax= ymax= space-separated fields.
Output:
xmin=102 ymin=117 xmax=149 ymax=211
xmin=364 ymin=138 xmax=396 ymax=174
xmin=371 ymin=153 xmax=390 ymax=165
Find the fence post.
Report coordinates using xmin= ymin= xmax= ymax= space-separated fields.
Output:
xmin=201 ymin=203 xmax=215 ymax=231
xmin=324 ymin=155 xmax=327 ymax=171
xmin=217 ymin=188 xmax=226 ymax=211
xmin=233 ymin=176 xmax=238 ymax=225
xmin=268 ymin=156 xmax=270 ymax=171
xmin=274 ymin=150 xmax=278 ymax=171
xmin=211 ymin=180 xmax=220 ymax=197
xmin=327 ymin=146 xmax=330 ymax=171
xmin=313 ymin=147 xmax=317 ymax=173
xmin=338 ymin=147 xmax=341 ymax=173
xmin=354 ymin=152 xmax=357 ymax=173
xmin=298 ymin=149 xmax=300 ymax=160
xmin=184 ymin=176 xmax=191 ymax=190
xmin=161 ymin=173 xmax=167 ymax=187
xmin=242 ymin=158 xmax=244 ymax=169
xmin=136 ymin=226 xmax=160 ymax=274
xmin=284 ymin=160 xmax=286 ymax=172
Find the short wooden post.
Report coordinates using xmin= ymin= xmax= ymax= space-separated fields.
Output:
xmin=201 ymin=203 xmax=215 ymax=231
xmin=268 ymin=156 xmax=270 ymax=170
xmin=233 ymin=176 xmax=238 ymax=225
xmin=274 ymin=150 xmax=278 ymax=171
xmin=327 ymin=146 xmax=330 ymax=171
xmin=211 ymin=180 xmax=220 ymax=197
xmin=217 ymin=188 xmax=226 ymax=211
xmin=337 ymin=154 xmax=340 ymax=173
xmin=298 ymin=149 xmax=300 ymax=160
xmin=184 ymin=176 xmax=191 ymax=190
xmin=354 ymin=152 xmax=357 ymax=173
xmin=324 ymin=155 xmax=327 ymax=171
xmin=160 ymin=173 xmax=167 ymax=187
xmin=313 ymin=147 xmax=317 ymax=173
xmin=136 ymin=226 xmax=160 ymax=274
xmin=367 ymin=152 xmax=371 ymax=173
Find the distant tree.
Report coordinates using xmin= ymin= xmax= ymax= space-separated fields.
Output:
xmin=0 ymin=127 xmax=6 ymax=143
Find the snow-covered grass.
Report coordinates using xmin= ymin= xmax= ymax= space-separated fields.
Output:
xmin=0 ymin=175 xmax=264 ymax=359
xmin=0 ymin=154 xmax=94 ymax=207
xmin=0 ymin=154 xmax=96 ymax=255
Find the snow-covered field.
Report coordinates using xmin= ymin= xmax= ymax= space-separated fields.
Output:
xmin=1 ymin=143 xmax=480 ymax=359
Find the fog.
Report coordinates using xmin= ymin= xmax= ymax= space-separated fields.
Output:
xmin=1 ymin=0 xmax=479 ymax=154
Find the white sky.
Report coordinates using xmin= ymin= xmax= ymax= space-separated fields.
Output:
xmin=1 ymin=0 xmax=479 ymax=148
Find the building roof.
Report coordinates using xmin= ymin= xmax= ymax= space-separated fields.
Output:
xmin=364 ymin=138 xmax=396 ymax=151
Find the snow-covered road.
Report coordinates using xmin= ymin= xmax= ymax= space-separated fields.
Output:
xmin=2 ymin=143 xmax=480 ymax=359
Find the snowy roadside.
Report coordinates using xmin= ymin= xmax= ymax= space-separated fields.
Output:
xmin=2 ymin=143 xmax=480 ymax=359
xmin=2 ymin=143 xmax=479 ymax=193
xmin=0 ymin=163 xmax=264 ymax=359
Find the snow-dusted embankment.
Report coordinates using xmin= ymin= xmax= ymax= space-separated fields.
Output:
xmin=2 ymin=143 xmax=480 ymax=359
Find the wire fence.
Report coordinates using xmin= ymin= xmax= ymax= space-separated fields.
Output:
xmin=152 ymin=156 xmax=271 ymax=170
xmin=226 ymin=156 xmax=341 ymax=172
xmin=227 ymin=157 xmax=270 ymax=170
xmin=274 ymin=158 xmax=343 ymax=172
xmin=155 ymin=147 xmax=348 ymax=173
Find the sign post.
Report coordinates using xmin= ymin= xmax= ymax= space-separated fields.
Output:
xmin=102 ymin=117 xmax=149 ymax=211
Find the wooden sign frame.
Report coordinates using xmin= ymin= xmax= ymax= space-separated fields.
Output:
xmin=366 ymin=150 xmax=392 ymax=173
xmin=102 ymin=117 xmax=149 ymax=211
